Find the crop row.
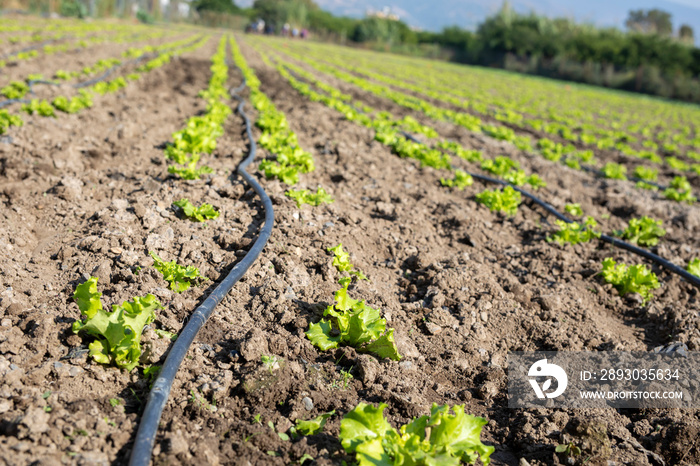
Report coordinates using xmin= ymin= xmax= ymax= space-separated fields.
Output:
xmin=262 ymin=39 xmax=696 ymax=205
xmin=68 ymin=36 xmax=232 ymax=376
xmin=230 ymin=36 xmax=316 ymax=185
xmin=0 ymin=21 xmax=174 ymax=68
xmin=0 ymin=35 xmax=209 ymax=134
xmin=224 ymin=36 xmax=495 ymax=465
xmin=247 ymin=38 xmax=700 ymax=302
xmin=290 ymin=41 xmax=700 ymax=164
xmin=335 ymin=52 xmax=700 ymax=177
xmin=162 ymin=36 xmax=230 ymax=179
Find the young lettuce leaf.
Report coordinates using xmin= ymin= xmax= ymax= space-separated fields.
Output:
xmin=173 ymin=198 xmax=220 ymax=222
xmin=150 ymin=251 xmax=202 ymax=292
xmin=306 ymin=277 xmax=400 ymax=360
xmin=339 ymin=402 xmax=494 ymax=465
xmin=72 ymin=277 xmax=162 ymax=371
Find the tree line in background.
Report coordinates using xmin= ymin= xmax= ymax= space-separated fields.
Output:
xmin=4 ymin=0 xmax=700 ymax=103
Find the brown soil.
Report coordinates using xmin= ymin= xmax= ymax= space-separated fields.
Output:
xmin=0 ymin=29 xmax=698 ymax=466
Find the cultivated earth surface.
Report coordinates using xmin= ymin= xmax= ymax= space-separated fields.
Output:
xmin=0 ymin=26 xmax=699 ymax=466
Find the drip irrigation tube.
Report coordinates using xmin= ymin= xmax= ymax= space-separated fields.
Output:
xmin=0 ymin=98 xmax=30 ymax=109
xmin=400 ymin=132 xmax=700 ymax=289
xmin=128 ymin=74 xmax=274 ymax=466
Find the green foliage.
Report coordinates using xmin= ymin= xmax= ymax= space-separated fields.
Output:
xmin=92 ymin=77 xmax=128 ymax=95
xmin=173 ymin=198 xmax=220 ymax=222
xmin=59 ymin=0 xmax=87 ymax=18
xmin=600 ymin=258 xmax=660 ymax=304
xmin=556 ymin=442 xmax=582 ymax=457
xmin=136 ymin=10 xmax=155 ymax=24
xmin=143 ymin=365 xmax=161 ymax=382
xmin=193 ymin=0 xmax=240 ymax=14
xmin=168 ymin=161 xmax=214 ymax=180
xmin=154 ymin=329 xmax=177 ymax=341
xmin=687 ymin=258 xmax=700 ymax=277
xmin=633 ymin=166 xmax=658 ymax=182
xmin=231 ymin=38 xmax=314 ymax=185
xmin=150 ymin=251 xmax=203 ymax=293
xmin=666 ymin=156 xmax=689 ymax=171
xmin=306 ymin=277 xmax=400 ymax=360
xmin=440 ymin=170 xmax=474 ymax=190
xmin=52 ymin=90 xmax=93 ymax=114
xmin=564 ymin=203 xmax=583 ymax=217
xmin=285 ymin=187 xmax=334 ymax=207
xmin=618 ymin=216 xmax=666 ymax=247
xmin=21 ymin=99 xmax=55 ymax=117
xmin=55 ymin=70 xmax=72 ymax=80
xmin=72 ymin=277 xmax=161 ymax=371
xmin=166 ymin=37 xmax=230 ymax=179
xmin=475 ymin=186 xmax=521 ymax=216
xmin=339 ymin=402 xmax=494 ymax=465
xmin=261 ymin=354 xmax=279 ymax=374
xmin=526 ymin=174 xmax=547 ymax=189
xmin=480 ymin=156 xmax=518 ymax=177
xmin=548 ymin=217 xmax=601 ymax=245
xmin=328 ymin=244 xmax=367 ymax=280
xmin=1 ymin=81 xmax=30 ymax=99
xmin=664 ymin=176 xmax=696 ymax=204
xmin=292 ymin=411 xmax=335 ymax=436
xmin=0 ymin=110 xmax=23 ymax=135
xmin=602 ymin=162 xmax=627 ymax=180
xmin=259 ymin=160 xmax=300 ymax=184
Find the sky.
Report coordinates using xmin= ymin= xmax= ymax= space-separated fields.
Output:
xmin=238 ymin=0 xmax=700 ymax=41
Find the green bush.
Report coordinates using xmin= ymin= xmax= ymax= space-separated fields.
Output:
xmin=59 ymin=0 xmax=87 ymax=18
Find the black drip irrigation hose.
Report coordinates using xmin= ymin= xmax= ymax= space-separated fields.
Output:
xmin=400 ymin=132 xmax=700 ymax=289
xmin=0 ymin=98 xmax=30 ymax=109
xmin=128 ymin=74 xmax=274 ymax=466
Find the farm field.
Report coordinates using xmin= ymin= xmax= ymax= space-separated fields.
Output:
xmin=0 ymin=16 xmax=699 ymax=465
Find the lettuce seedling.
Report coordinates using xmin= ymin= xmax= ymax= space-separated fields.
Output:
xmin=481 ymin=156 xmax=519 ymax=177
xmin=21 ymin=99 xmax=55 ymax=117
xmin=328 ymin=244 xmax=367 ymax=280
xmin=664 ymin=176 xmax=696 ymax=204
xmin=168 ymin=161 xmax=213 ymax=180
xmin=150 ymin=251 xmax=202 ymax=292
xmin=339 ymin=402 xmax=494 ymax=465
xmin=306 ymin=277 xmax=400 ymax=360
xmin=259 ymin=160 xmax=300 ymax=185
xmin=548 ymin=217 xmax=601 ymax=245
xmin=475 ymin=186 xmax=521 ymax=216
xmin=602 ymin=162 xmax=627 ymax=180
xmin=173 ymin=198 xmax=220 ymax=222
xmin=564 ymin=203 xmax=583 ymax=217
xmin=0 ymin=110 xmax=23 ymax=134
xmin=618 ymin=216 xmax=666 ymax=247
xmin=52 ymin=90 xmax=93 ymax=114
xmin=292 ymin=411 xmax=335 ymax=436
xmin=1 ymin=81 xmax=29 ymax=99
xmin=687 ymin=258 xmax=700 ymax=278
xmin=72 ymin=277 xmax=162 ymax=371
xmin=440 ymin=170 xmax=474 ymax=190
xmin=634 ymin=166 xmax=658 ymax=182
xmin=600 ymin=258 xmax=660 ymax=304
xmin=526 ymin=174 xmax=547 ymax=189
xmin=285 ymin=187 xmax=334 ymax=208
